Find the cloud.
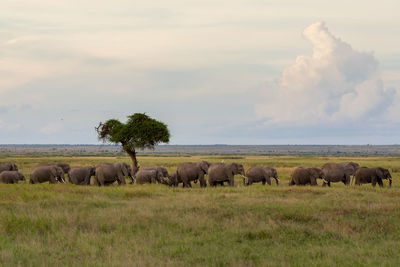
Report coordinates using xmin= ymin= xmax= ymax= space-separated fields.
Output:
xmin=255 ymin=21 xmax=397 ymax=126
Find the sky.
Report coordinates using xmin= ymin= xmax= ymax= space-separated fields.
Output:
xmin=0 ymin=0 xmax=399 ymax=145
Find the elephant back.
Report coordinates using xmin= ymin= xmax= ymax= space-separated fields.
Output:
xmin=0 ymin=163 xmax=18 ymax=173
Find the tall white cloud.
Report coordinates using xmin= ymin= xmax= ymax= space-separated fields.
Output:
xmin=255 ymin=21 xmax=396 ymax=126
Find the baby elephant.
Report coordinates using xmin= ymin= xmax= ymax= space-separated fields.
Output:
xmin=0 ymin=171 xmax=25 ymax=184
xmin=289 ymin=167 xmax=323 ymax=186
xmin=68 ymin=166 xmax=96 ymax=185
xmin=135 ymin=169 xmax=163 ymax=184
xmin=354 ymin=167 xmax=392 ymax=187
xmin=245 ymin=166 xmax=279 ymax=186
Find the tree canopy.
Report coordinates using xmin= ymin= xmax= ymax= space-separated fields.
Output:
xmin=96 ymin=113 xmax=170 ymax=172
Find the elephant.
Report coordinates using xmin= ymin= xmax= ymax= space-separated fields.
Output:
xmin=208 ymin=162 xmax=245 ymax=187
xmin=68 ymin=166 xmax=96 ymax=185
xmin=36 ymin=162 xmax=70 ymax=182
xmin=0 ymin=163 xmax=18 ymax=173
xmin=166 ymin=170 xmax=186 ymax=187
xmin=166 ymin=170 xmax=198 ymax=186
xmin=289 ymin=167 xmax=323 ymax=186
xmin=322 ymin=162 xmax=360 ymax=184
xmin=0 ymin=171 xmax=25 ymax=184
xmin=176 ymin=161 xmax=210 ymax=188
xmin=114 ymin=162 xmax=134 ymax=184
xmin=340 ymin=162 xmax=360 ymax=175
xmin=320 ymin=163 xmax=351 ymax=187
xmin=354 ymin=167 xmax=392 ymax=187
xmin=245 ymin=166 xmax=279 ymax=186
xmin=30 ymin=166 xmax=64 ymax=184
xmin=135 ymin=169 xmax=163 ymax=184
xmin=94 ymin=162 xmax=133 ymax=186
xmin=139 ymin=166 xmax=169 ymax=183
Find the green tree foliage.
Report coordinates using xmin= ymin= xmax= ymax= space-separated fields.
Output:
xmin=96 ymin=113 xmax=170 ymax=172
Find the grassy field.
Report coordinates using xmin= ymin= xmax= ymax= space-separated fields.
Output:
xmin=0 ymin=154 xmax=399 ymax=266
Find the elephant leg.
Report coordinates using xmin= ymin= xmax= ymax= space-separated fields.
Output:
xmin=310 ymin=177 xmax=317 ymax=186
xmin=289 ymin=179 xmax=295 ymax=186
xmin=262 ymin=178 xmax=266 ymax=185
xmin=377 ymin=178 xmax=383 ymax=187
xmin=84 ymin=176 xmax=91 ymax=185
xmin=371 ymin=177 xmax=377 ymax=187
xmin=344 ymin=175 xmax=350 ymax=185
xmin=199 ymin=175 xmax=207 ymax=188
xmin=229 ymin=176 xmax=234 ymax=187
xmin=247 ymin=180 xmax=252 ymax=186
xmin=266 ymin=177 xmax=271 ymax=186
xmin=322 ymin=181 xmax=327 ymax=187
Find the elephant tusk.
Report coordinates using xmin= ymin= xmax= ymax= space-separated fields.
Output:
xmin=323 ymin=179 xmax=329 ymax=184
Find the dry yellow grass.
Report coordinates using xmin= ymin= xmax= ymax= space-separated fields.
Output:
xmin=0 ymin=154 xmax=399 ymax=266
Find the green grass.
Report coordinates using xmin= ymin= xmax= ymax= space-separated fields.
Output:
xmin=0 ymin=155 xmax=400 ymax=266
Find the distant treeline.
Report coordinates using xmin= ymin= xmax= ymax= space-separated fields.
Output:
xmin=1 ymin=144 xmax=400 ymax=156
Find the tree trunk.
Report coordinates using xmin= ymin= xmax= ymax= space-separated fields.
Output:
xmin=126 ymin=149 xmax=139 ymax=175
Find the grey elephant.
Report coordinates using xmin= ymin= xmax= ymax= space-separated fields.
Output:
xmin=166 ymin=170 xmax=183 ymax=187
xmin=68 ymin=166 xmax=96 ymax=185
xmin=245 ymin=166 xmax=279 ymax=186
xmin=322 ymin=162 xmax=360 ymax=184
xmin=176 ymin=161 xmax=210 ymax=188
xmin=0 ymin=163 xmax=18 ymax=173
xmin=36 ymin=162 xmax=70 ymax=182
xmin=30 ymin=166 xmax=64 ymax=184
xmin=166 ymin=170 xmax=198 ymax=186
xmin=139 ymin=166 xmax=169 ymax=183
xmin=289 ymin=167 xmax=323 ymax=186
xmin=0 ymin=171 xmax=25 ymax=184
xmin=140 ymin=166 xmax=168 ymax=177
xmin=208 ymin=162 xmax=245 ymax=187
xmin=135 ymin=169 xmax=163 ymax=184
xmin=320 ymin=163 xmax=351 ymax=187
xmin=94 ymin=162 xmax=132 ymax=186
xmin=354 ymin=167 xmax=392 ymax=187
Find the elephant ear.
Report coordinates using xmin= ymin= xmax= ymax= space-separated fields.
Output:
xmin=121 ymin=163 xmax=129 ymax=177
xmin=200 ymin=161 xmax=209 ymax=174
xmin=91 ymin=166 xmax=96 ymax=176
xmin=50 ymin=167 xmax=58 ymax=179
xmin=376 ymin=168 xmax=384 ymax=179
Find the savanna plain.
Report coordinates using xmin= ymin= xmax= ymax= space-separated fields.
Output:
xmin=0 ymin=154 xmax=399 ymax=266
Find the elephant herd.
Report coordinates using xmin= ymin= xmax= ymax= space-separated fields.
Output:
xmin=0 ymin=160 xmax=393 ymax=188
xmin=289 ymin=162 xmax=392 ymax=187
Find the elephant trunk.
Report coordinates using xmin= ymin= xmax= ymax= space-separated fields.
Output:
xmin=389 ymin=177 xmax=392 ymax=187
xmin=242 ymin=175 xmax=246 ymax=186
xmin=275 ymin=176 xmax=279 ymax=185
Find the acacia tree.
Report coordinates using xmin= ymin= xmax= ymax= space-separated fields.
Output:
xmin=96 ymin=113 xmax=170 ymax=173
